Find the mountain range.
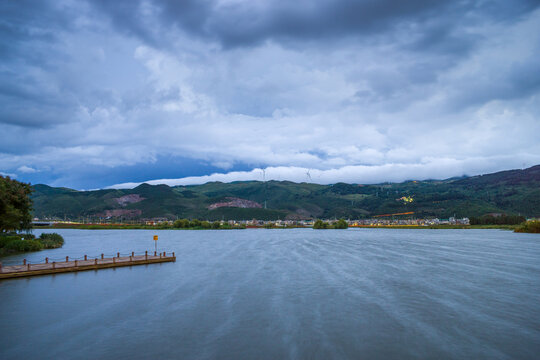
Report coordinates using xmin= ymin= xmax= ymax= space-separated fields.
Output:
xmin=31 ymin=165 xmax=540 ymax=221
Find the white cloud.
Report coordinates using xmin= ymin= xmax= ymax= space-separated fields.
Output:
xmin=17 ymin=165 xmax=38 ymax=173
xmin=107 ymin=156 xmax=539 ymax=189
xmin=0 ymin=171 xmax=17 ymax=178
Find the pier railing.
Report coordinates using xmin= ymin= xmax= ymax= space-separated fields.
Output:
xmin=0 ymin=251 xmax=176 ymax=279
xmin=0 ymin=250 xmax=175 ymax=266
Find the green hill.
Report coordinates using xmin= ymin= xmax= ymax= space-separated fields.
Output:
xmin=31 ymin=165 xmax=540 ymax=221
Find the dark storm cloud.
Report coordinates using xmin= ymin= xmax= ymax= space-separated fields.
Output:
xmin=90 ymin=0 xmax=540 ymax=113
xmin=445 ymin=57 xmax=540 ymax=112
xmin=0 ymin=67 xmax=79 ymax=128
xmin=1 ymin=0 xmax=540 ymax=188
xmin=0 ymin=0 xmax=82 ymax=128
xmin=94 ymin=0 xmax=539 ymax=50
xmin=0 ymin=0 xmax=76 ymax=63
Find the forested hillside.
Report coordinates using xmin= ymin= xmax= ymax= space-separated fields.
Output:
xmin=31 ymin=166 xmax=540 ymax=221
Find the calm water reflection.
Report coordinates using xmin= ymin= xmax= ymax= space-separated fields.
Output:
xmin=1 ymin=229 xmax=539 ymax=359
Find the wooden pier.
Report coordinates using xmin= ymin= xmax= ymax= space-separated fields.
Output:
xmin=0 ymin=251 xmax=175 ymax=279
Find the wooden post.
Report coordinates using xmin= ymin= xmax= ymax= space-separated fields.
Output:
xmin=101 ymin=253 xmax=104 ymax=259
xmin=145 ymin=251 xmax=148 ymax=260
xmin=75 ymin=260 xmax=78 ymax=267
xmin=66 ymin=256 xmax=69 ymax=262
xmin=23 ymin=259 xmax=27 ymax=265
xmin=164 ymin=251 xmax=166 ymax=257
xmin=52 ymin=261 xmax=56 ymax=269
xmin=154 ymin=251 xmax=157 ymax=256
xmin=45 ymin=257 xmax=49 ymax=264
xmin=84 ymin=255 xmax=87 ymax=261
xmin=113 ymin=257 xmax=116 ymax=263
xmin=117 ymin=252 xmax=120 ymax=258
xmin=132 ymin=251 xmax=134 ymax=257
xmin=130 ymin=255 xmax=132 ymax=262
xmin=172 ymin=252 xmax=175 ymax=258
xmin=27 ymin=263 xmax=30 ymax=271
xmin=94 ymin=258 xmax=97 ymax=265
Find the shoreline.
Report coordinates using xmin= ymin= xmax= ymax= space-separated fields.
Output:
xmin=33 ymin=224 xmax=518 ymax=230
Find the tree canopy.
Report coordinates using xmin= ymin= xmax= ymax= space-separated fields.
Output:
xmin=334 ymin=219 xmax=349 ymax=229
xmin=314 ymin=219 xmax=348 ymax=229
xmin=0 ymin=176 xmax=33 ymax=233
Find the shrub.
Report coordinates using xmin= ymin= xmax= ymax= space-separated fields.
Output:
xmin=4 ymin=239 xmax=43 ymax=253
xmin=39 ymin=233 xmax=63 ymax=242
xmin=39 ymin=233 xmax=65 ymax=249
xmin=212 ymin=221 xmax=221 ymax=229
xmin=0 ymin=235 xmax=21 ymax=248
xmin=515 ymin=220 xmax=540 ymax=233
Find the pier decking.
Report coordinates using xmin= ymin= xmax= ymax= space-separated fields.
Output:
xmin=0 ymin=251 xmax=175 ymax=279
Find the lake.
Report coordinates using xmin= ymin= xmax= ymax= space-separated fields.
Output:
xmin=1 ymin=229 xmax=539 ymax=359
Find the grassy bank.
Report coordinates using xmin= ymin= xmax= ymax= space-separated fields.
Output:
xmin=40 ymin=223 xmax=246 ymax=230
xmin=0 ymin=233 xmax=64 ymax=256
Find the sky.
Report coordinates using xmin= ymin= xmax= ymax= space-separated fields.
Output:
xmin=1 ymin=0 xmax=540 ymax=189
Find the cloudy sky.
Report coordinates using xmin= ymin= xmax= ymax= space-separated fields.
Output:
xmin=1 ymin=0 xmax=539 ymax=189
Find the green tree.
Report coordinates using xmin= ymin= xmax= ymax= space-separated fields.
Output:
xmin=158 ymin=222 xmax=172 ymax=229
xmin=470 ymin=215 xmax=526 ymax=225
xmin=0 ymin=176 xmax=33 ymax=233
xmin=334 ymin=219 xmax=348 ymax=229
xmin=189 ymin=219 xmax=201 ymax=228
xmin=173 ymin=219 xmax=190 ymax=228
xmin=313 ymin=219 xmax=329 ymax=229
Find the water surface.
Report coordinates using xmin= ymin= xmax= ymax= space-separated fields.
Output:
xmin=1 ymin=229 xmax=539 ymax=359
